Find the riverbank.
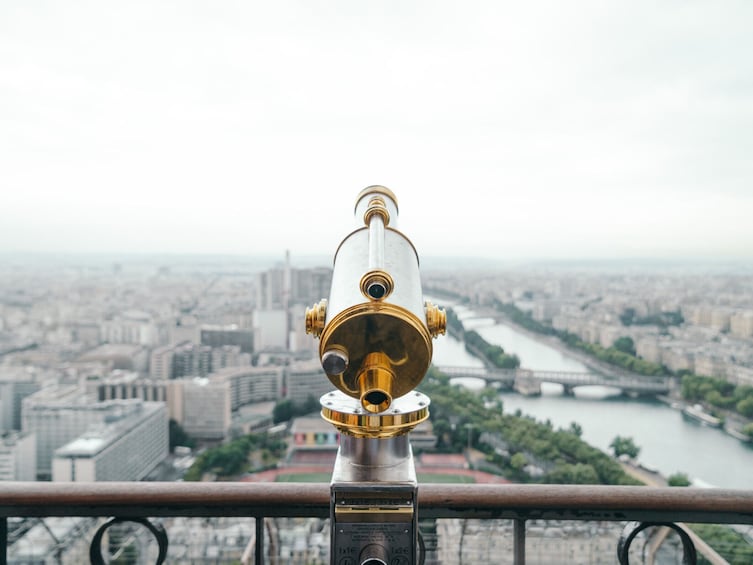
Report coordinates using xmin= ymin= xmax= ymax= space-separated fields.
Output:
xmin=620 ymin=461 xmax=666 ymax=487
xmin=492 ymin=310 xmax=669 ymax=384
xmin=491 ymin=311 xmax=753 ymax=443
xmin=436 ymin=304 xmax=753 ymax=489
xmin=657 ymin=394 xmax=753 ymax=445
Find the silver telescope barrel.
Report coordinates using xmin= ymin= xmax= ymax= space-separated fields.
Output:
xmin=355 ymin=185 xmax=396 ymax=278
xmin=306 ymin=185 xmax=445 ymax=415
xmin=306 ymin=186 xmax=446 ymax=565
xmin=305 ymin=186 xmax=446 ymax=565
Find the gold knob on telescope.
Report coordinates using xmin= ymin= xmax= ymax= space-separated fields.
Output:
xmin=363 ymin=195 xmax=391 ymax=226
xmin=356 ymin=185 xmax=398 ymax=225
xmin=305 ymin=299 xmax=327 ymax=338
xmin=425 ymin=301 xmax=447 ymax=338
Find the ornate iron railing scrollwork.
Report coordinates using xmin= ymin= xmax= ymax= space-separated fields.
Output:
xmin=89 ymin=517 xmax=168 ymax=565
xmin=617 ymin=521 xmax=697 ymax=565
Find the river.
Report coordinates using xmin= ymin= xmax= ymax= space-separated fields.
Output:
xmin=429 ymin=303 xmax=753 ymax=490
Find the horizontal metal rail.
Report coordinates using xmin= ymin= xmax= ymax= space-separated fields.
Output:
xmin=1 ymin=482 xmax=752 ymax=523
xmin=1 ymin=482 xmax=752 ymax=564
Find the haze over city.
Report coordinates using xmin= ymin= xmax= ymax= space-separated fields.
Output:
xmin=3 ymin=1 xmax=753 ymax=262
xmin=2 ymin=2 xmax=753 ymax=554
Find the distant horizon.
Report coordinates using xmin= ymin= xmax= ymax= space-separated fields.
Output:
xmin=2 ymin=249 xmax=750 ymax=274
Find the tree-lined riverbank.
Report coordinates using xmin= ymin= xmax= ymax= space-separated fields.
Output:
xmin=429 ymin=301 xmax=753 ymax=491
xmin=447 ymin=297 xmax=753 ymax=442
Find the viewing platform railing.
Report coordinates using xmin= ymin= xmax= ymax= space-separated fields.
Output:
xmin=2 ymin=482 xmax=753 ymax=564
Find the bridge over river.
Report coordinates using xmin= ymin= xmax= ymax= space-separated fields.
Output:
xmin=434 ymin=365 xmax=671 ymax=396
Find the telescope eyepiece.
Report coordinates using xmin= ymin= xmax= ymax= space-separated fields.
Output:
xmin=360 ymin=270 xmax=394 ymax=301
xmin=363 ymin=391 xmax=388 ymax=406
xmin=358 ymin=352 xmax=394 ymax=413
xmin=367 ymin=282 xmax=386 ymax=299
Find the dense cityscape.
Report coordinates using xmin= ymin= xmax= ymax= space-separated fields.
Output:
xmin=1 ymin=252 xmax=752 ymax=563
xmin=3 ymin=0 xmax=752 ymax=561
xmin=427 ymin=261 xmax=753 ymax=389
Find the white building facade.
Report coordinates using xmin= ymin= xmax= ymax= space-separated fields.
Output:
xmin=22 ymin=385 xmax=162 ymax=479
xmin=0 ymin=431 xmax=36 ymax=481
xmin=210 ymin=366 xmax=282 ymax=410
xmin=169 ymin=377 xmax=231 ymax=440
xmin=285 ymin=360 xmax=332 ymax=407
xmin=52 ymin=401 xmax=168 ymax=482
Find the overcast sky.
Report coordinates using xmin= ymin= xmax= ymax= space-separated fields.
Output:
xmin=2 ymin=1 xmax=752 ymax=263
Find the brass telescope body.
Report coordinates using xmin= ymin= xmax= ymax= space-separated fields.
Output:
xmin=306 ymin=186 xmax=445 ymax=429
xmin=305 ymin=186 xmax=445 ymax=565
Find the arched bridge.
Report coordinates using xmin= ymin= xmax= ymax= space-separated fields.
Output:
xmin=434 ymin=365 xmax=671 ymax=396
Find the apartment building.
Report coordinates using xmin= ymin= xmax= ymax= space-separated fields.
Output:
xmin=0 ymin=431 xmax=36 ymax=481
xmin=52 ymin=400 xmax=168 ymax=482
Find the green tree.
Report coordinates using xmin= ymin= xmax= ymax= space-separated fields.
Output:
xmin=510 ymin=452 xmax=528 ymax=471
xmin=668 ymin=472 xmax=692 ymax=487
xmin=568 ymin=422 xmax=583 ymax=438
xmin=570 ymin=463 xmax=600 ymax=484
xmin=620 ymin=308 xmax=636 ymax=326
xmin=445 ymin=307 xmax=465 ymax=335
xmin=169 ymin=419 xmax=195 ymax=452
xmin=742 ymin=422 xmax=753 ymax=439
xmin=464 ymin=330 xmax=521 ymax=369
xmin=273 ymin=399 xmax=294 ymax=423
xmin=736 ymin=397 xmax=753 ymax=419
xmin=609 ymin=436 xmax=640 ymax=459
xmin=547 ymin=463 xmax=599 ymax=484
xmin=689 ymin=524 xmax=753 ymax=564
xmin=418 ymin=366 xmax=641 ymax=486
xmin=613 ymin=336 xmax=636 ymax=356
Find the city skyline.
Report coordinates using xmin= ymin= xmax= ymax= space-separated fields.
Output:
xmin=2 ymin=2 xmax=753 ymax=262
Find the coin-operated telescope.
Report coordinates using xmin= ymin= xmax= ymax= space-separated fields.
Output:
xmin=306 ymin=186 xmax=445 ymax=565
